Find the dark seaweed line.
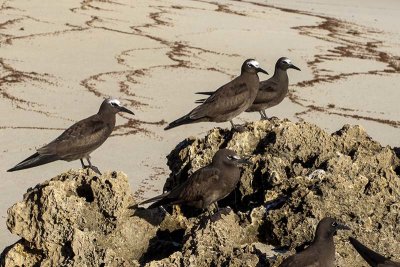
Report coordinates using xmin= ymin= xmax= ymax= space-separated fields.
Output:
xmin=73 ymin=1 xmax=241 ymax=136
xmin=237 ymin=0 xmax=400 ymax=128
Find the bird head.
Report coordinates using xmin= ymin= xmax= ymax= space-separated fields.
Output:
xmin=315 ymin=217 xmax=350 ymax=240
xmin=241 ymin=59 xmax=268 ymax=75
xmin=100 ymin=98 xmax=135 ymax=115
xmin=213 ymin=149 xmax=251 ymax=167
xmin=276 ymin=57 xmax=301 ymax=71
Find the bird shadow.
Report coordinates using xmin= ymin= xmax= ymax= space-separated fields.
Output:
xmin=139 ymin=228 xmax=185 ymax=264
xmin=130 ymin=206 xmax=166 ymax=226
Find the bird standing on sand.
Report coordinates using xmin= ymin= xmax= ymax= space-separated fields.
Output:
xmin=349 ymin=237 xmax=400 ymax=267
xmin=140 ymin=149 xmax=250 ymax=212
xmin=279 ymin=217 xmax=350 ymax=267
xmin=7 ymin=98 xmax=134 ymax=175
xmin=246 ymin=57 xmax=300 ymax=119
xmin=195 ymin=57 xmax=300 ymax=120
xmin=164 ymin=59 xmax=268 ymax=131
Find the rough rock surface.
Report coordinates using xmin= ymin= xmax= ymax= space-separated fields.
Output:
xmin=164 ymin=119 xmax=400 ymax=266
xmin=2 ymin=119 xmax=400 ymax=266
xmin=1 ymin=170 xmax=156 ymax=266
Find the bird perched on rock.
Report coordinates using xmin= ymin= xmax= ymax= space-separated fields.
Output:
xmin=349 ymin=237 xmax=400 ymax=267
xmin=196 ymin=57 xmax=300 ymax=120
xmin=140 ymin=149 xmax=250 ymax=212
xmin=7 ymin=98 xmax=134 ymax=175
xmin=246 ymin=57 xmax=300 ymax=119
xmin=165 ymin=59 xmax=268 ymax=131
xmin=279 ymin=217 xmax=350 ymax=267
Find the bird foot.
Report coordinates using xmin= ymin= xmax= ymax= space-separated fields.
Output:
xmin=90 ymin=165 xmax=102 ymax=175
xmin=209 ymin=207 xmax=232 ymax=222
xmin=83 ymin=165 xmax=102 ymax=175
xmin=231 ymin=125 xmax=246 ymax=133
xmin=210 ymin=212 xmax=222 ymax=222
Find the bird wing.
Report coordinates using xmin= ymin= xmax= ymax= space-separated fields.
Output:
xmin=382 ymin=261 xmax=400 ymax=267
xmin=279 ymin=248 xmax=324 ymax=267
xmin=38 ymin=114 xmax=112 ymax=158
xmin=280 ymin=256 xmax=320 ymax=267
xmin=142 ymin=167 xmax=220 ymax=208
xmin=189 ymin=76 xmax=250 ymax=119
xmin=349 ymin=237 xmax=397 ymax=267
xmin=252 ymin=79 xmax=279 ymax=105
xmin=176 ymin=167 xmax=220 ymax=203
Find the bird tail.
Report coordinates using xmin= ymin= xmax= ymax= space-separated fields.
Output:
xmin=7 ymin=152 xmax=59 ymax=172
xmin=348 ymin=237 xmax=388 ymax=266
xmin=195 ymin=98 xmax=207 ymax=104
xmin=140 ymin=192 xmax=170 ymax=205
xmin=195 ymin=91 xmax=214 ymax=96
xmin=194 ymin=91 xmax=214 ymax=104
xmin=140 ymin=192 xmax=177 ymax=209
xmin=164 ymin=114 xmax=196 ymax=130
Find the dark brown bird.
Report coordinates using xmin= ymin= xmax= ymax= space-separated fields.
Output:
xmin=279 ymin=217 xmax=350 ymax=267
xmin=140 ymin=149 xmax=250 ymax=210
xmin=164 ymin=59 xmax=268 ymax=131
xmin=349 ymin=237 xmax=400 ymax=267
xmin=7 ymin=98 xmax=134 ymax=174
xmin=246 ymin=57 xmax=300 ymax=119
xmin=196 ymin=57 xmax=300 ymax=120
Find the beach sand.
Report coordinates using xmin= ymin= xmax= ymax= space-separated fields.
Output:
xmin=0 ymin=0 xmax=399 ymax=251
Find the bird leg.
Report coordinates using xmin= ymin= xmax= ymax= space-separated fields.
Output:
xmin=80 ymin=158 xmax=87 ymax=169
xmin=207 ymin=209 xmax=213 ymax=221
xmin=230 ymin=120 xmax=246 ymax=133
xmin=80 ymin=158 xmax=91 ymax=175
xmin=209 ymin=202 xmax=225 ymax=222
xmin=260 ymin=110 xmax=268 ymax=120
xmin=86 ymin=157 xmax=102 ymax=175
xmin=213 ymin=202 xmax=219 ymax=213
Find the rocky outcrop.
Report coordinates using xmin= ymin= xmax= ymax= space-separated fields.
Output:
xmin=1 ymin=170 xmax=156 ymax=266
xmin=165 ymin=119 xmax=400 ymax=266
xmin=2 ymin=119 xmax=400 ymax=266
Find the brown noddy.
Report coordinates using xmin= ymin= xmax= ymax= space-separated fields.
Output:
xmin=196 ymin=57 xmax=300 ymax=120
xmin=349 ymin=237 xmax=400 ymax=267
xmin=279 ymin=217 xmax=350 ymax=267
xmin=7 ymin=98 xmax=134 ymax=175
xmin=164 ymin=59 xmax=268 ymax=131
xmin=246 ymin=57 xmax=300 ymax=119
xmin=140 ymin=149 xmax=250 ymax=211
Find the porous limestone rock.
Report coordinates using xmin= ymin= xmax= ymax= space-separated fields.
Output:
xmin=1 ymin=170 xmax=154 ymax=266
xmin=165 ymin=119 xmax=400 ymax=266
xmin=2 ymin=119 xmax=399 ymax=266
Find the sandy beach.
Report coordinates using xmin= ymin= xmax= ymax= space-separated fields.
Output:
xmin=0 ymin=0 xmax=399 ymax=251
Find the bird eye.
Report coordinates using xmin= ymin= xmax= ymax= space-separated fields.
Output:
xmin=111 ymin=102 xmax=117 ymax=107
xmin=332 ymin=222 xmax=338 ymax=227
xmin=227 ymin=155 xmax=240 ymax=160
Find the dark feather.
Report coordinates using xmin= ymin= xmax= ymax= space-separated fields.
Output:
xmin=195 ymin=91 xmax=214 ymax=96
xmin=139 ymin=192 xmax=170 ymax=205
xmin=164 ymin=114 xmax=199 ymax=130
xmin=349 ymin=237 xmax=399 ymax=267
xmin=7 ymin=152 xmax=59 ymax=172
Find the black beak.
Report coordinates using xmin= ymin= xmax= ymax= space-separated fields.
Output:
xmin=119 ymin=106 xmax=135 ymax=115
xmin=257 ymin=67 xmax=268 ymax=75
xmin=290 ymin=64 xmax=301 ymax=71
xmin=337 ymin=223 xmax=351 ymax=231
xmin=237 ymin=157 xmax=252 ymax=166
